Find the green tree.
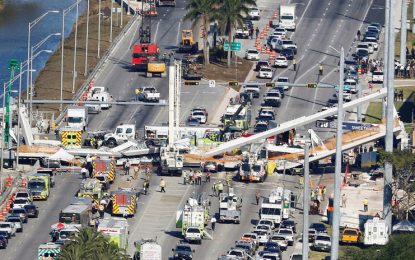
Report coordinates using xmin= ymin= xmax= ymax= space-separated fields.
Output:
xmin=379 ymin=149 xmax=415 ymax=220
xmin=184 ymin=0 xmax=217 ymax=65
xmin=217 ymin=0 xmax=255 ymax=67
xmin=57 ymin=227 xmax=129 ymax=260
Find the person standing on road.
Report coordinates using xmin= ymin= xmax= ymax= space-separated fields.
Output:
xmin=211 ymin=216 xmax=217 ymax=231
xmin=255 ymin=27 xmax=259 ymax=38
xmin=363 ymin=198 xmax=368 ymax=212
xmin=159 ymin=178 xmax=166 ymax=193
xmin=322 ymin=186 xmax=327 ymax=201
xmin=212 ymin=182 xmax=217 ymax=196
xmin=206 ymin=172 xmax=211 ymax=183
xmin=357 ymin=29 xmax=361 ymax=41
xmin=217 ymin=181 xmax=224 ymax=195
xmin=293 ymin=59 xmax=297 ymax=71
xmin=197 ymin=171 xmax=203 ymax=185
xmin=124 ymin=160 xmax=131 ymax=176
xmin=81 ymin=165 xmax=88 ymax=179
xmin=182 ymin=171 xmax=188 ymax=185
xmin=255 ymin=191 xmax=261 ymax=205
xmin=143 ymin=180 xmax=149 ymax=195
xmin=318 ymin=63 xmax=323 ymax=76
xmin=342 ymin=194 xmax=347 ymax=208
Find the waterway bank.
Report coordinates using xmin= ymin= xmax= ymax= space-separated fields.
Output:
xmin=32 ymin=0 xmax=133 ymax=113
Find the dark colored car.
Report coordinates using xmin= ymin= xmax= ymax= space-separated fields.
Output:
xmin=280 ymin=48 xmax=294 ymax=60
xmin=255 ymin=61 xmax=271 ymax=71
xmin=23 ymin=204 xmax=39 ymax=218
xmin=256 ymin=114 xmax=275 ymax=122
xmin=264 ymin=241 xmax=282 ymax=253
xmin=10 ymin=207 xmax=28 ymax=223
xmin=280 ymin=219 xmax=297 ymax=233
xmin=254 ymin=122 xmax=269 ymax=133
xmin=275 ymin=86 xmax=285 ymax=98
xmin=172 ymin=242 xmax=194 ymax=260
xmin=364 ymin=30 xmax=379 ymax=39
xmin=0 ymin=235 xmax=7 ymax=249
xmin=0 ymin=231 xmax=9 ymax=241
xmin=354 ymin=49 xmax=369 ymax=60
xmin=310 ymin=222 xmax=327 ymax=233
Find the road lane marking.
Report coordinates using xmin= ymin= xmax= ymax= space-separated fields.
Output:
xmin=154 ymin=20 xmax=161 ymax=42
xmin=176 ymin=21 xmax=182 ymax=45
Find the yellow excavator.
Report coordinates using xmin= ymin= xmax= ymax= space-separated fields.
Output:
xmin=179 ymin=30 xmax=198 ymax=53
xmin=147 ymin=61 xmax=166 ymax=77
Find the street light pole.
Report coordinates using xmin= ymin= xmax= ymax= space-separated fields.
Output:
xmin=110 ymin=0 xmax=113 ymax=42
xmin=1 ymin=83 xmax=6 ymax=192
xmin=400 ymin=0 xmax=407 ymax=65
xmin=331 ymin=46 xmax=344 ymax=260
xmin=120 ymin=0 xmax=124 ymax=27
xmin=16 ymin=62 xmax=23 ymax=170
xmin=384 ymin=0 xmax=395 ymax=234
xmin=72 ymin=0 xmax=80 ymax=94
xmin=26 ymin=11 xmax=59 ymax=110
xmin=84 ymin=0 xmax=90 ymax=76
xmin=98 ymin=0 xmax=102 ymax=58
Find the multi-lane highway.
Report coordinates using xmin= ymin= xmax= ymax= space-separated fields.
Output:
xmin=0 ymin=0 xmax=388 ymax=259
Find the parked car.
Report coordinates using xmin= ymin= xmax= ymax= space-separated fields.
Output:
xmin=12 ymin=198 xmax=31 ymax=209
xmin=5 ymin=216 xmax=23 ymax=232
xmin=313 ymin=234 xmax=332 ymax=252
xmin=227 ymin=248 xmax=250 ymax=259
xmin=14 ymin=189 xmax=33 ymax=202
xmin=23 ymin=204 xmax=39 ymax=218
xmin=280 ymin=48 xmax=294 ymax=60
xmin=310 ymin=223 xmax=327 ymax=233
xmin=0 ymin=234 xmax=7 ymax=249
xmin=277 ymin=228 xmax=294 ymax=245
xmin=248 ymin=7 xmax=260 ymax=20
xmin=245 ymin=48 xmax=260 ymax=60
xmin=255 ymin=61 xmax=271 ymax=71
xmin=274 ymin=56 xmax=288 ymax=68
xmin=172 ymin=241 xmax=194 ymax=260
xmin=234 ymin=240 xmax=256 ymax=257
xmin=277 ymin=77 xmax=290 ymax=90
xmin=0 ymin=222 xmax=16 ymax=237
xmin=280 ymin=219 xmax=297 ymax=233
xmin=258 ymin=67 xmax=273 ymax=79
xmin=9 ymin=207 xmax=28 ymax=223
xmin=240 ymin=232 xmax=259 ymax=248
xmin=269 ymin=234 xmax=288 ymax=251
xmin=254 ymin=121 xmax=269 ymax=133
xmin=253 ymin=229 xmax=270 ymax=245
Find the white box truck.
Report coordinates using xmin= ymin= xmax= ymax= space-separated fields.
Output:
xmin=67 ymin=106 xmax=88 ymax=130
xmin=279 ymin=5 xmax=296 ymax=31
xmin=97 ymin=217 xmax=129 ymax=250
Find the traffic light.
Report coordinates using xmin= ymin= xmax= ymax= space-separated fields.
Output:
xmin=184 ymin=81 xmax=200 ymax=86
xmin=265 ymin=82 xmax=276 ymax=87
xmin=307 ymin=83 xmax=317 ymax=88
xmin=228 ymin=81 xmax=239 ymax=87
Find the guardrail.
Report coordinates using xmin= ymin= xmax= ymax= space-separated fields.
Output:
xmin=0 ymin=174 xmax=22 ymax=220
xmin=55 ymin=13 xmax=141 ymax=126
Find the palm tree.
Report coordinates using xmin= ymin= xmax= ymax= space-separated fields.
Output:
xmin=57 ymin=227 xmax=129 ymax=260
xmin=184 ymin=0 xmax=217 ymax=65
xmin=217 ymin=0 xmax=255 ymax=67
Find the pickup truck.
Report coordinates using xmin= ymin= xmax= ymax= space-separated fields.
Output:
xmin=138 ymin=86 xmax=160 ymax=102
xmin=244 ymin=83 xmax=260 ymax=98
xmin=185 ymin=227 xmax=203 ymax=244
xmin=341 ymin=227 xmax=361 ymax=244
xmin=282 ymin=40 xmax=297 ymax=54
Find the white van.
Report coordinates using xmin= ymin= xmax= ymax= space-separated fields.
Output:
xmin=344 ymin=78 xmax=357 ymax=94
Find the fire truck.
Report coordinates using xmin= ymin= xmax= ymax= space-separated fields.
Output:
xmin=93 ymin=158 xmax=116 ymax=183
xmin=131 ymin=43 xmax=159 ymax=70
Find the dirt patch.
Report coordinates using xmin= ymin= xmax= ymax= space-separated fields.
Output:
xmin=201 ymin=56 xmax=254 ymax=90
xmin=32 ymin=1 xmax=132 ymax=113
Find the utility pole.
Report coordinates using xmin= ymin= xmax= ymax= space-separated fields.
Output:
xmin=357 ymin=83 xmax=362 ymax=122
xmin=400 ymin=0 xmax=407 ymax=65
xmin=84 ymin=0 xmax=90 ymax=76
xmin=384 ymin=0 xmax=395 ymax=235
xmin=302 ymin=141 xmax=310 ymax=260
xmin=120 ymin=0 xmax=124 ymax=27
xmin=110 ymin=0 xmax=113 ymax=42
xmin=16 ymin=62 xmax=23 ymax=169
xmin=98 ymin=0 xmax=102 ymax=58
xmin=5 ymin=60 xmax=19 ymax=149
xmin=72 ymin=0 xmax=79 ymax=93
xmin=330 ymin=46 xmax=344 ymax=260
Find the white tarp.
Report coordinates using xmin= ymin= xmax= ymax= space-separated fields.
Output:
xmin=50 ymin=148 xmax=75 ymax=161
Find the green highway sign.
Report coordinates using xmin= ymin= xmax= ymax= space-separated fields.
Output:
xmin=335 ymin=85 xmax=350 ymax=91
xmin=224 ymin=41 xmax=241 ymax=51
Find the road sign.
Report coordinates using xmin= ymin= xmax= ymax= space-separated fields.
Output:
xmin=209 ymin=80 xmax=216 ymax=88
xmin=335 ymin=85 xmax=350 ymax=91
xmin=224 ymin=41 xmax=241 ymax=51
xmin=316 ymin=120 xmax=374 ymax=131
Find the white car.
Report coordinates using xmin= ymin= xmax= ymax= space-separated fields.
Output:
xmin=313 ymin=234 xmax=332 ymax=252
xmin=277 ymin=228 xmax=294 ymax=245
xmin=258 ymin=67 xmax=273 ymax=79
xmin=13 ymin=198 xmax=31 ymax=209
xmin=372 ymin=70 xmax=384 ymax=83
xmin=269 ymin=234 xmax=288 ymax=250
xmin=0 ymin=222 xmax=16 ymax=237
xmin=282 ymin=39 xmax=297 ymax=53
xmin=274 ymin=56 xmax=288 ymax=68
xmin=357 ymin=42 xmax=373 ymax=54
xmin=255 ymin=224 xmax=272 ymax=234
xmin=344 ymin=78 xmax=357 ymax=94
xmin=253 ymin=229 xmax=270 ymax=245
xmin=277 ymin=76 xmax=290 ymax=90
xmin=363 ymin=36 xmax=378 ymax=50
xmin=248 ymin=7 xmax=260 ymax=20
xmin=258 ymin=219 xmax=275 ymax=230
xmin=245 ymin=49 xmax=260 ymax=61
xmin=15 ymin=189 xmax=33 ymax=202
xmin=190 ymin=110 xmax=207 ymax=124
xmin=273 ymin=27 xmax=287 ymax=38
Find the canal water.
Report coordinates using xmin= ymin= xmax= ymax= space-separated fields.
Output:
xmin=0 ymin=0 xmax=86 ymax=93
